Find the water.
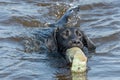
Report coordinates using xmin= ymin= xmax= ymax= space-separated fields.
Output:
xmin=0 ymin=0 xmax=120 ymax=80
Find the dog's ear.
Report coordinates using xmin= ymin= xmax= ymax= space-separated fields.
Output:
xmin=82 ymin=31 xmax=96 ymax=51
xmin=45 ymin=29 xmax=59 ymax=52
xmin=53 ymin=28 xmax=58 ymax=46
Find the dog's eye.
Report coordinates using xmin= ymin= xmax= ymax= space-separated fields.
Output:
xmin=76 ymin=30 xmax=82 ymax=37
xmin=62 ymin=30 xmax=70 ymax=38
xmin=65 ymin=30 xmax=70 ymax=36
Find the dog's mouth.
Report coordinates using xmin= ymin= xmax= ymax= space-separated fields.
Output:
xmin=68 ymin=41 xmax=84 ymax=50
xmin=58 ymin=42 xmax=84 ymax=62
xmin=65 ymin=47 xmax=87 ymax=72
xmin=65 ymin=46 xmax=84 ymax=64
xmin=70 ymin=45 xmax=83 ymax=49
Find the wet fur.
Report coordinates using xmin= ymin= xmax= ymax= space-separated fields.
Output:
xmin=46 ymin=5 xmax=96 ymax=55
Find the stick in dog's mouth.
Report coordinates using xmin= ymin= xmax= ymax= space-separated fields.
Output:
xmin=66 ymin=47 xmax=87 ymax=73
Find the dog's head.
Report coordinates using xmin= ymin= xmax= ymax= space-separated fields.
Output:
xmin=54 ymin=27 xmax=96 ymax=53
xmin=46 ymin=27 xmax=96 ymax=63
xmin=55 ymin=27 xmax=83 ymax=52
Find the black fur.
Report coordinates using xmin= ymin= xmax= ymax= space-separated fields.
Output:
xmin=46 ymin=5 xmax=96 ymax=56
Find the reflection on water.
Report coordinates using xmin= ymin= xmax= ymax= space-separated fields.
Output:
xmin=72 ymin=72 xmax=87 ymax=80
xmin=0 ymin=0 xmax=120 ymax=80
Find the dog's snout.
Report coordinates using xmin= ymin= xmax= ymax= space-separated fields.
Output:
xmin=72 ymin=39 xmax=80 ymax=44
xmin=70 ymin=39 xmax=83 ymax=48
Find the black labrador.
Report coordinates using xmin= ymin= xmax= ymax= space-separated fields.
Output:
xmin=46 ymin=5 xmax=96 ymax=63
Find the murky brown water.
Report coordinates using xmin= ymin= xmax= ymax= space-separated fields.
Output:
xmin=0 ymin=0 xmax=120 ymax=80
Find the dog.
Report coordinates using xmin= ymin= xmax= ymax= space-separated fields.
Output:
xmin=46 ymin=5 xmax=96 ymax=63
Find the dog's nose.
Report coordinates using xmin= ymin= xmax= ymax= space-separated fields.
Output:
xmin=72 ymin=39 xmax=81 ymax=44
